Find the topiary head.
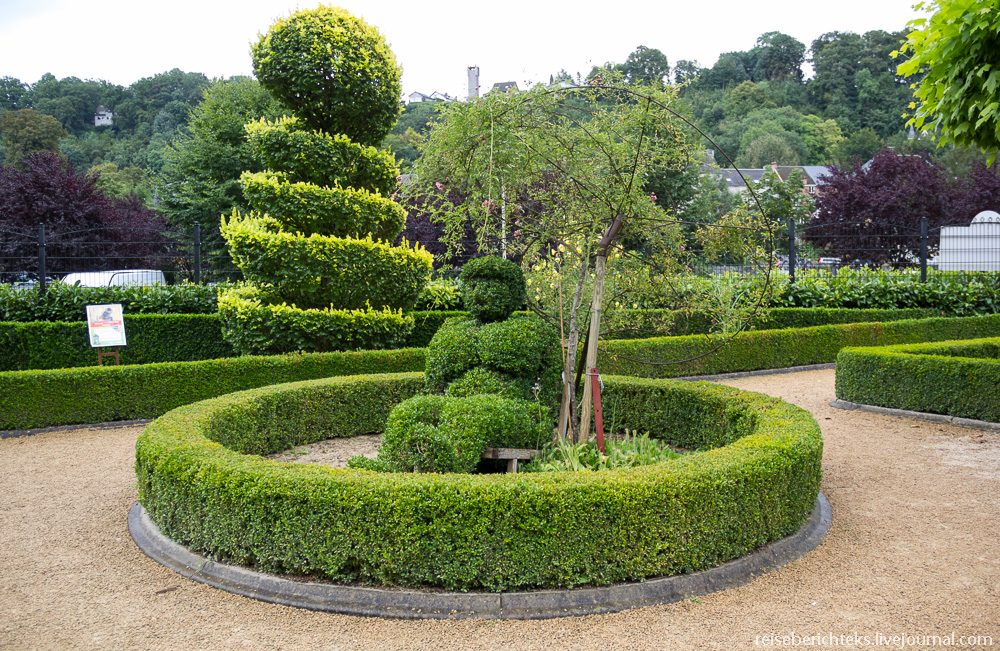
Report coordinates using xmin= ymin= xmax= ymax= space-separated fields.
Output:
xmin=459 ymin=256 xmax=526 ymax=323
xmin=251 ymin=5 xmax=402 ymax=146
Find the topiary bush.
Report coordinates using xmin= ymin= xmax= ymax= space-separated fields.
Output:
xmin=460 ymin=256 xmax=526 ymax=324
xmin=424 ymin=314 xmax=562 ymax=408
xmin=219 ymin=7 xmax=432 ymax=355
xmin=349 ymin=393 xmax=551 ymax=473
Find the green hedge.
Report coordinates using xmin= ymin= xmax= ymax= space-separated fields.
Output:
xmin=600 ymin=314 xmax=1000 ymax=378
xmin=135 ymin=372 xmax=822 ymax=592
xmin=0 ymin=314 xmax=234 ymax=372
xmin=0 ymin=348 xmax=425 ymax=431
xmin=0 ymin=282 xmax=222 ymax=322
xmin=836 ymin=338 xmax=1000 ymax=423
xmin=405 ymin=307 xmax=941 ymax=348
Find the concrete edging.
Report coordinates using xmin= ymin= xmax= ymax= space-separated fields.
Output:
xmin=830 ymin=400 xmax=1000 ymax=431
xmin=128 ymin=492 xmax=831 ymax=620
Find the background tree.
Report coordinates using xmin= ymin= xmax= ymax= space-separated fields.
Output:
xmin=0 ymin=108 xmax=67 ymax=166
xmin=0 ymin=153 xmax=169 ymax=273
xmin=895 ymin=0 xmax=1000 ymax=162
xmin=805 ymin=149 xmax=950 ymax=265
xmin=832 ymin=127 xmax=883 ymax=166
xmin=156 ymin=76 xmax=286 ymax=274
xmin=619 ymin=46 xmax=670 ymax=87
xmin=0 ymin=77 xmax=28 ymax=112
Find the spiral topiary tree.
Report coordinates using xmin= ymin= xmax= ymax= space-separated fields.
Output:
xmin=218 ymin=6 xmax=432 ymax=354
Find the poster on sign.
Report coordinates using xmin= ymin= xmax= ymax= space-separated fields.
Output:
xmin=86 ymin=304 xmax=127 ymax=347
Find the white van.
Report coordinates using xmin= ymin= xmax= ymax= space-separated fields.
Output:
xmin=61 ymin=269 xmax=166 ymax=287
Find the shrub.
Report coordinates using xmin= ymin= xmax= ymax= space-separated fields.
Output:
xmin=424 ymin=314 xmax=561 ymax=408
xmin=0 ymin=348 xmax=426 ymax=430
xmin=0 ymin=313 xmax=233 ymax=371
xmin=836 ymin=337 xmax=1000 ymax=423
xmin=250 ymin=6 xmax=402 ymax=146
xmin=600 ymin=314 xmax=1000 ymax=379
xmin=221 ymin=7 xmax=431 ymax=354
xmin=460 ymin=256 xmax=526 ymax=323
xmin=523 ymin=432 xmax=682 ymax=472
xmin=135 ymin=372 xmax=821 ymax=591
xmin=0 ymin=282 xmax=222 ymax=322
xmin=217 ymin=285 xmax=414 ymax=355
xmin=352 ymin=393 xmax=549 ymax=473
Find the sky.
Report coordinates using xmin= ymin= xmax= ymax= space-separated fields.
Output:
xmin=0 ymin=0 xmax=926 ymax=99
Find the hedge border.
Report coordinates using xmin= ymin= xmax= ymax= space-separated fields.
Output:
xmin=600 ymin=314 xmax=1000 ymax=378
xmin=0 ymin=348 xmax=426 ymax=431
xmin=129 ymin=493 xmax=830 ymax=619
xmin=135 ymin=372 xmax=823 ymax=593
xmin=835 ymin=337 xmax=1000 ymax=423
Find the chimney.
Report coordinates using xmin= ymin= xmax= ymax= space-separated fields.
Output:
xmin=467 ymin=66 xmax=480 ymax=100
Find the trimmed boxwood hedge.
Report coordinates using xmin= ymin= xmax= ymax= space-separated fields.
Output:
xmin=600 ymin=314 xmax=1000 ymax=379
xmin=0 ymin=314 xmax=235 ymax=372
xmin=135 ymin=372 xmax=822 ymax=592
xmin=404 ymin=307 xmax=941 ymax=348
xmin=0 ymin=348 xmax=425 ymax=431
xmin=836 ymin=338 xmax=1000 ymax=423
xmin=2 ymin=307 xmax=944 ymax=371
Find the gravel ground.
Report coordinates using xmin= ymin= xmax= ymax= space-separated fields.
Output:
xmin=1 ymin=368 xmax=998 ymax=651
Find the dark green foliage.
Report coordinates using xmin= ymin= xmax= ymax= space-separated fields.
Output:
xmin=204 ymin=373 xmax=423 ymax=455
xmin=353 ymin=393 xmax=549 ymax=473
xmin=445 ymin=367 xmax=524 ymax=400
xmin=0 ymin=282 xmax=222 ymax=322
xmin=135 ymin=373 xmax=821 ymax=591
xmin=460 ymin=256 xmax=527 ymax=323
xmin=836 ymin=338 xmax=1000 ymax=423
xmin=0 ymin=349 xmax=425 ymax=430
xmin=424 ymin=315 xmax=561 ymax=408
xmin=601 ymin=314 xmax=1000 ymax=378
xmin=774 ymin=272 xmax=1000 ymax=315
xmin=404 ymin=310 xmax=469 ymax=347
xmin=0 ymin=314 xmax=232 ymax=372
xmin=250 ymin=6 xmax=402 ymax=147
xmin=216 ymin=285 xmax=414 ymax=355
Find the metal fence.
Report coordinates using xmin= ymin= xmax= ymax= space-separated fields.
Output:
xmin=0 ymin=222 xmax=241 ymax=292
xmin=4 ymin=214 xmax=1000 ymax=292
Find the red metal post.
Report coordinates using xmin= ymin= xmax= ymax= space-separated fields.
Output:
xmin=589 ymin=368 xmax=605 ymax=453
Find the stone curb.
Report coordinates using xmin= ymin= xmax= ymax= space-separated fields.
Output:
xmin=830 ymin=400 xmax=1000 ymax=432
xmin=128 ymin=493 xmax=831 ymax=620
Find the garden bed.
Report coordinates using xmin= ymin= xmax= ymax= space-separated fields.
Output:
xmin=135 ymin=372 xmax=822 ymax=593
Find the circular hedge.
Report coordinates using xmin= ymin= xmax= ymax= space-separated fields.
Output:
xmin=135 ymin=373 xmax=822 ymax=592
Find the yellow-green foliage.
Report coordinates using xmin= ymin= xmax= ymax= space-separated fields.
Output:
xmin=221 ymin=215 xmax=432 ymax=311
xmin=217 ymin=285 xmax=415 ymax=355
xmin=836 ymin=337 xmax=1000 ymax=422
xmin=135 ymin=372 xmax=822 ymax=592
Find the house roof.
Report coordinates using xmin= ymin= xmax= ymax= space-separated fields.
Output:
xmin=490 ymin=81 xmax=519 ymax=93
xmin=719 ymin=168 xmax=767 ymax=189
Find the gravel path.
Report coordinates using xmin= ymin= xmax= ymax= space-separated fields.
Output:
xmin=1 ymin=369 xmax=998 ymax=650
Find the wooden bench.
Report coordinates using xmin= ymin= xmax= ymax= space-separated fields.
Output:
xmin=480 ymin=447 xmax=541 ymax=473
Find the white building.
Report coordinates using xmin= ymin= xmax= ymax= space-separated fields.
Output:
xmin=935 ymin=210 xmax=1000 ymax=271
xmin=94 ymin=105 xmax=113 ymax=126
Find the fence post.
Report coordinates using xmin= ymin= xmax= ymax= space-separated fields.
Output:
xmin=920 ymin=216 xmax=928 ymax=283
xmin=787 ymin=218 xmax=796 ymax=283
xmin=37 ymin=223 xmax=47 ymax=296
xmin=193 ymin=222 xmax=201 ymax=285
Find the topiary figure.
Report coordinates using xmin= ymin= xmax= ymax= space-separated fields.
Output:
xmin=348 ymin=393 xmax=550 ymax=473
xmin=424 ymin=256 xmax=561 ymax=410
xmin=218 ymin=7 xmax=432 ymax=355
xmin=460 ymin=256 xmax=526 ymax=324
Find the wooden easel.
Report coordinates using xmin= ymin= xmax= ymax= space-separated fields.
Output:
xmin=97 ymin=347 xmax=121 ymax=366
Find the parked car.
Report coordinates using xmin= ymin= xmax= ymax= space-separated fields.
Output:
xmin=60 ymin=269 xmax=167 ymax=287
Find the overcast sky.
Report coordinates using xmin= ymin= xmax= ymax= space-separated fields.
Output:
xmin=0 ymin=0 xmax=925 ymax=99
